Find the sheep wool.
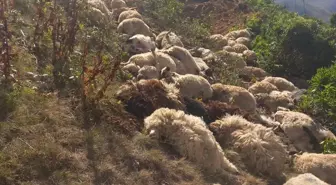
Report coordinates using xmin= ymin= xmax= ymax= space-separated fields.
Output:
xmin=161 ymin=31 xmax=184 ymax=49
xmin=209 ymin=115 xmax=287 ymax=177
xmin=243 ymin=50 xmax=257 ymax=63
xmin=122 ymin=63 xmax=140 ymax=77
xmin=211 ymin=83 xmax=257 ymax=114
xmin=208 ymin=34 xmax=228 ymax=51
xmin=161 ymin=46 xmax=201 ymax=75
xmin=294 ymin=153 xmax=336 ymax=185
xmin=262 ymin=77 xmax=298 ymax=92
xmin=137 ymin=65 xmax=159 ymax=80
xmin=105 ymin=0 xmax=127 ymax=11
xmin=223 ymin=46 xmax=235 ymax=52
xmin=235 ymin=37 xmax=251 ymax=48
xmin=248 ymin=81 xmax=279 ymax=95
xmin=228 ymin=39 xmax=237 ymax=47
xmin=117 ymin=17 xmax=153 ymax=37
xmin=215 ymin=51 xmax=247 ymax=69
xmin=274 ymin=111 xmax=336 ymax=152
xmin=125 ymin=34 xmax=155 ymax=54
xmin=233 ymin=43 xmax=249 ymax=53
xmin=238 ymin=66 xmax=269 ymax=80
xmin=284 ymin=173 xmax=330 ymax=185
xmin=118 ymin=9 xmax=143 ymax=23
xmin=144 ymin=108 xmax=239 ymax=174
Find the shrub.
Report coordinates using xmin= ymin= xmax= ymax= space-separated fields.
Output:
xmin=321 ymin=138 xmax=336 ymax=154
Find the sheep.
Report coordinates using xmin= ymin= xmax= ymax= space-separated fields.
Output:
xmin=208 ymin=34 xmax=228 ymax=51
xmin=117 ymin=18 xmax=154 ymax=37
xmin=228 ymin=39 xmax=236 ymax=47
xmin=284 ymin=173 xmax=329 ymax=185
xmin=121 ymin=51 xmax=177 ymax=73
xmin=89 ymin=0 xmax=111 ymax=15
xmin=170 ymin=56 xmax=187 ymax=75
xmin=118 ymin=9 xmax=142 ymax=23
xmin=293 ymin=153 xmax=336 ymax=185
xmin=161 ymin=31 xmax=184 ymax=49
xmin=274 ymin=111 xmax=336 ymax=152
xmin=233 ymin=43 xmax=249 ymax=53
xmin=290 ymin=89 xmax=307 ymax=105
xmin=122 ymin=63 xmax=140 ymax=77
xmin=211 ymin=83 xmax=257 ymax=114
xmin=105 ymin=0 xmax=127 ymax=10
xmin=215 ymin=51 xmax=246 ymax=69
xmin=223 ymin=46 xmax=235 ymax=52
xmin=209 ymin=115 xmax=287 ymax=177
xmin=255 ymin=90 xmax=294 ymax=113
xmin=161 ymin=46 xmax=201 ymax=75
xmin=189 ymin=47 xmax=216 ymax=64
xmin=248 ymin=81 xmax=279 ymax=94
xmin=225 ymin=29 xmax=252 ymax=40
xmin=87 ymin=7 xmax=107 ymax=25
xmin=194 ymin=57 xmax=209 ymax=72
xmin=262 ymin=77 xmax=298 ymax=92
xmin=160 ymin=67 xmax=213 ymax=100
xmin=124 ymin=34 xmax=156 ymax=55
xmin=238 ymin=66 xmax=269 ymax=81
xmin=136 ymin=65 xmax=159 ymax=80
xmin=243 ymin=50 xmax=257 ymax=65
xmin=155 ymin=31 xmax=184 ymax=49
xmin=235 ymin=37 xmax=251 ymax=48
xmin=144 ymin=108 xmax=239 ymax=174
xmin=115 ymin=79 xmax=185 ymax=118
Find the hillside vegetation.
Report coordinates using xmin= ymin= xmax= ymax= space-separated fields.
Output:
xmin=0 ymin=0 xmax=336 ymax=185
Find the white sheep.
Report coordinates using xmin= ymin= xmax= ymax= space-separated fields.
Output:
xmin=216 ymin=51 xmax=246 ymax=69
xmin=223 ymin=46 xmax=235 ymax=52
xmin=161 ymin=31 xmax=184 ymax=49
xmin=209 ymin=115 xmax=287 ymax=177
xmin=118 ymin=9 xmax=143 ymax=23
xmin=122 ymin=63 xmax=140 ymax=77
xmin=238 ymin=66 xmax=269 ymax=81
xmin=144 ymin=108 xmax=239 ymax=174
xmin=255 ymin=90 xmax=294 ymax=113
xmin=228 ymin=39 xmax=236 ymax=47
xmin=224 ymin=29 xmax=251 ymax=40
xmin=160 ymin=67 xmax=213 ymax=100
xmin=233 ymin=43 xmax=249 ymax=53
xmin=294 ymin=153 xmax=336 ymax=185
xmin=170 ymin=56 xmax=187 ymax=75
xmin=262 ymin=77 xmax=298 ymax=92
xmin=124 ymin=34 xmax=156 ymax=55
xmin=248 ymin=81 xmax=279 ymax=94
xmin=121 ymin=51 xmax=177 ymax=73
xmin=87 ymin=7 xmax=108 ymax=25
xmin=284 ymin=173 xmax=329 ymax=185
xmin=117 ymin=17 xmax=154 ymax=37
xmin=208 ymin=34 xmax=228 ymax=50
xmin=189 ymin=47 xmax=216 ymax=64
xmin=243 ymin=50 xmax=257 ymax=64
xmin=193 ymin=57 xmax=209 ymax=72
xmin=274 ymin=111 xmax=336 ymax=152
xmin=235 ymin=37 xmax=251 ymax=48
xmin=161 ymin=46 xmax=201 ymax=75
xmin=89 ymin=0 xmax=111 ymax=15
xmin=136 ymin=65 xmax=159 ymax=80
xmin=105 ymin=0 xmax=127 ymax=10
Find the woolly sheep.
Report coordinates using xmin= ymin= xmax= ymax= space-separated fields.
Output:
xmin=233 ymin=43 xmax=249 ymax=53
xmin=121 ymin=51 xmax=177 ymax=73
xmin=115 ymin=79 xmax=185 ymax=118
xmin=170 ymin=56 xmax=187 ymax=75
xmin=144 ymin=108 xmax=239 ymax=174
xmin=194 ymin=57 xmax=209 ymax=72
xmin=255 ymin=90 xmax=294 ymax=113
xmin=248 ymin=81 xmax=279 ymax=94
xmin=235 ymin=37 xmax=251 ymax=48
xmin=87 ymin=7 xmax=107 ymax=25
xmin=161 ymin=46 xmax=201 ymax=75
xmin=243 ymin=50 xmax=257 ymax=64
xmin=105 ymin=0 xmax=127 ymax=10
xmin=189 ymin=47 xmax=216 ymax=63
xmin=223 ymin=46 xmax=235 ymax=52
xmin=211 ymin=83 xmax=257 ymax=114
xmin=294 ymin=153 xmax=336 ymax=185
xmin=284 ymin=173 xmax=329 ymax=185
xmin=155 ymin=31 xmax=184 ymax=49
xmin=122 ymin=63 xmax=140 ymax=77
xmin=209 ymin=115 xmax=287 ymax=177
xmin=161 ymin=31 xmax=184 ymax=49
xmin=262 ymin=77 xmax=298 ymax=92
xmin=160 ymin=67 xmax=213 ymax=100
xmin=228 ymin=39 xmax=236 ymax=47
xmin=274 ymin=111 xmax=336 ymax=152
xmin=225 ymin=29 xmax=252 ymax=40
xmin=238 ymin=66 xmax=269 ymax=81
xmin=124 ymin=34 xmax=156 ymax=55
xmin=117 ymin=18 xmax=154 ymax=37
xmin=137 ymin=65 xmax=159 ymax=80
xmin=89 ymin=0 xmax=111 ymax=15
xmin=118 ymin=9 xmax=142 ymax=23
xmin=208 ymin=34 xmax=228 ymax=50
xmin=216 ymin=51 xmax=246 ymax=69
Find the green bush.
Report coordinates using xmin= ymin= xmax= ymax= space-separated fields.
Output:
xmin=331 ymin=13 xmax=336 ymax=27
xmin=321 ymin=138 xmax=336 ymax=154
xmin=298 ymin=63 xmax=336 ymax=132
xmin=246 ymin=0 xmax=336 ymax=80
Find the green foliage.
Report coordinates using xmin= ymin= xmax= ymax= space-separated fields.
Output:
xmin=331 ymin=13 xmax=336 ymax=27
xmin=321 ymin=138 xmax=336 ymax=154
xmin=140 ymin=0 xmax=211 ymax=46
xmin=298 ymin=63 xmax=336 ymax=132
xmin=246 ymin=0 xmax=336 ymax=80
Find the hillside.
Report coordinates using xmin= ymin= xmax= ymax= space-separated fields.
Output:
xmin=274 ymin=0 xmax=336 ymax=22
xmin=1 ymin=0 xmax=336 ymax=185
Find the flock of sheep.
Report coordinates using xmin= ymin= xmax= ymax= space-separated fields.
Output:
xmin=89 ymin=0 xmax=336 ymax=184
